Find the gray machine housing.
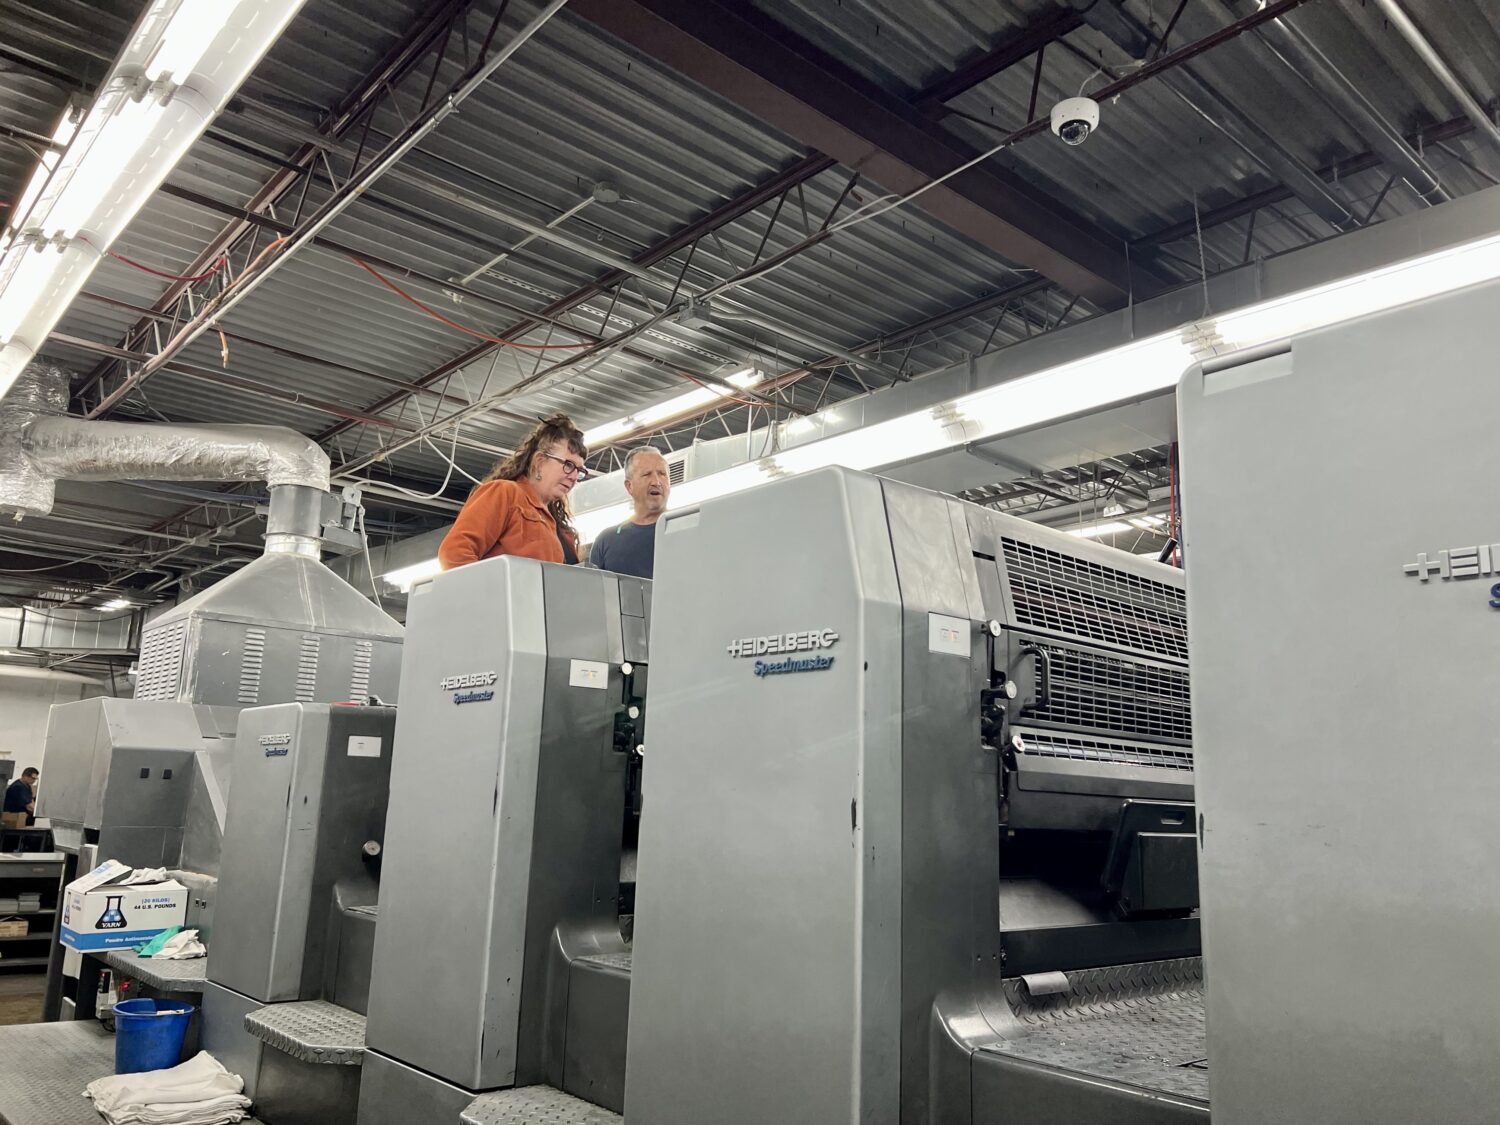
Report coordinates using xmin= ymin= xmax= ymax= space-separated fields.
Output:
xmin=625 ymin=467 xmax=1199 ymax=1125
xmin=37 ymin=544 xmax=402 ymax=1023
xmin=1179 ymin=281 xmax=1500 ymax=1123
xmin=208 ymin=703 xmax=394 ymax=1009
xmin=359 ymin=556 xmax=648 ymax=1125
xmin=201 ymin=703 xmax=395 ymax=1125
xmin=40 ymin=551 xmax=402 ymax=878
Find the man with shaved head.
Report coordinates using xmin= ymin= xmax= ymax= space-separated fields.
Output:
xmin=588 ymin=445 xmax=670 ymax=579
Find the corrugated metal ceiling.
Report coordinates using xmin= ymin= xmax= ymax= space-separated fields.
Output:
xmin=4 ymin=0 xmax=1500 ymax=602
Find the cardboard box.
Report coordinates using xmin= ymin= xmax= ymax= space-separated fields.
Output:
xmin=59 ymin=862 xmax=187 ymax=953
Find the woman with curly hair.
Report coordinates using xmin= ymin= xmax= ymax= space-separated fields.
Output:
xmin=437 ymin=413 xmax=588 ymax=569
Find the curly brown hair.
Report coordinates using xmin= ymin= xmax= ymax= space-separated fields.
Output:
xmin=482 ymin=413 xmax=588 ymax=531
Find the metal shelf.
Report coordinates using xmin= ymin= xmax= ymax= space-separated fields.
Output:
xmin=0 ymin=934 xmax=50 ymax=942
xmin=0 ymin=957 xmax=50 ymax=968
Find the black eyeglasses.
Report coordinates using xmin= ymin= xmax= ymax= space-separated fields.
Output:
xmin=539 ymin=451 xmax=589 ymax=479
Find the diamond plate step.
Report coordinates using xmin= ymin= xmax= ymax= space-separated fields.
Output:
xmin=575 ymin=951 xmax=632 ymax=972
xmin=103 ymin=948 xmax=207 ymax=992
xmin=0 ymin=1020 xmax=262 ymax=1124
xmin=461 ymin=1086 xmax=621 ymax=1124
xmin=244 ymin=999 xmax=365 ymax=1065
xmin=982 ymin=980 xmax=1209 ymax=1101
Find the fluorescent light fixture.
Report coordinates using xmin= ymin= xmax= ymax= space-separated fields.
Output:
xmin=582 ymin=418 xmax=638 ymax=447
xmin=0 ymin=0 xmax=307 ymax=402
xmin=581 ymin=367 xmax=763 ymax=450
xmin=145 ymin=0 xmax=237 ymax=83
xmin=382 ymin=557 xmax=443 ymax=592
xmin=99 ymin=598 xmax=132 ymax=611
xmin=575 ymin=502 xmax=632 ymax=545
xmin=1065 ymin=521 xmax=1131 ymax=539
xmin=954 ymin=333 xmax=1193 ymax=438
xmin=1213 ymin=231 xmax=1500 ymax=351
xmin=773 ymin=409 xmax=956 ymax=476
xmin=3 ymin=110 xmax=78 ymax=243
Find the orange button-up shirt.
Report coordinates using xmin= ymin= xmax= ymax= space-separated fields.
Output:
xmin=438 ymin=479 xmax=578 ymax=569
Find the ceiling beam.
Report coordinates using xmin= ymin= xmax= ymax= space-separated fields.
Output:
xmin=313 ymin=9 xmax=1099 ymax=451
xmin=567 ymin=0 xmax=1147 ymax=305
xmin=74 ymin=0 xmax=482 ymax=405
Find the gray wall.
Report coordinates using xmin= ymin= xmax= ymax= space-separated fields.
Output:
xmin=0 ymin=667 xmax=112 ymax=775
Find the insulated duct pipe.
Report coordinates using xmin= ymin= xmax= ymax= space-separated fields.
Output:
xmin=1222 ymin=0 xmax=1448 ymax=204
xmin=1369 ymin=0 xmax=1500 ymax=155
xmin=0 ymin=366 xmax=329 ymax=556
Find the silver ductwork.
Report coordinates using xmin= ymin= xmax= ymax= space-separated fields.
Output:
xmin=0 ymin=365 xmax=329 ymax=518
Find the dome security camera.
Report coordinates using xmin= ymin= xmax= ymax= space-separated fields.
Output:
xmin=1050 ymin=97 xmax=1100 ymax=146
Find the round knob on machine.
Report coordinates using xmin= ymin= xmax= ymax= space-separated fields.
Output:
xmin=627 ymin=705 xmax=641 ymax=720
xmin=621 ymin=662 xmax=634 ymax=676
xmin=985 ymin=619 xmax=1002 ymax=637
xmin=362 ymin=841 xmax=382 ymax=858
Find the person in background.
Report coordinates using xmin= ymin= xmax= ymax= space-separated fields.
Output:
xmin=3 ymin=768 xmax=38 ymax=829
xmin=589 ymin=445 xmax=670 ymax=579
xmin=438 ymin=414 xmax=588 ymax=569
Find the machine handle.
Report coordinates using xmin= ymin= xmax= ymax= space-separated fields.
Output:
xmin=1018 ymin=643 xmax=1051 ymax=710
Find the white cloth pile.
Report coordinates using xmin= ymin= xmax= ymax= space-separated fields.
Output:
xmin=119 ymin=868 xmax=169 ymax=886
xmin=151 ymin=929 xmax=207 ymax=960
xmin=84 ymin=1052 xmax=251 ymax=1125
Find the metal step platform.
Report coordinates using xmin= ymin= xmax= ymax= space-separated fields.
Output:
xmin=461 ymin=1086 xmax=621 ymax=1125
xmin=0 ymin=1020 xmax=263 ymax=1125
xmin=103 ymin=948 xmax=208 ymax=994
xmin=244 ymin=999 xmax=366 ymax=1065
xmin=971 ymin=958 xmax=1210 ymax=1123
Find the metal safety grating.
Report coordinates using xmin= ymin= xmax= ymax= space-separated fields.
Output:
xmin=244 ymin=999 xmax=365 ymax=1065
xmin=1015 ymin=728 xmax=1194 ymax=772
xmin=462 ymin=1086 xmax=621 ymax=1124
xmin=134 ymin=619 xmax=186 ymax=700
xmin=350 ymin=639 xmax=373 ymax=703
xmin=238 ymin=627 xmax=266 ymax=704
xmin=1001 ymin=538 xmax=1187 ymax=660
xmin=577 ymin=951 xmax=633 ymax=972
xmin=104 ymin=948 xmax=207 ymax=991
xmin=295 ymin=634 xmax=320 ymax=702
xmin=1026 ymin=643 xmax=1192 ymax=744
xmin=986 ymin=960 xmax=1207 ymax=1102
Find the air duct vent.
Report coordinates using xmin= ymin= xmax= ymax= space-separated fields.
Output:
xmin=1000 ymin=538 xmax=1187 ymax=660
xmin=295 ymin=635 xmax=320 ymax=701
xmin=350 ymin=640 xmax=372 ymax=703
xmin=135 ymin=619 xmax=186 ymax=700
xmin=668 ymin=457 xmax=687 ymax=485
xmin=1014 ymin=728 xmax=1194 ymax=772
xmin=238 ymin=627 xmax=266 ymax=704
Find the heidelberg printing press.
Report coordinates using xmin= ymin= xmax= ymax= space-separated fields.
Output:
xmin=624 ymin=465 xmax=1203 ymax=1125
xmin=356 ymin=554 xmax=648 ymax=1124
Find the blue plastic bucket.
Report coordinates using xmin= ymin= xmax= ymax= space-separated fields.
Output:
xmin=113 ymin=998 xmax=194 ymax=1074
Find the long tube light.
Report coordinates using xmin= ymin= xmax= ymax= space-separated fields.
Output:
xmin=0 ymin=0 xmax=308 ymax=398
xmin=582 ymin=367 xmax=763 ymax=447
xmin=568 ymin=227 xmax=1500 ymax=543
xmin=2 ymin=109 xmax=79 ymax=252
xmin=381 ymin=208 xmax=1500 ymax=574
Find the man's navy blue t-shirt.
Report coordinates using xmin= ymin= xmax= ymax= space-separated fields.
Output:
xmin=589 ymin=520 xmax=656 ymax=579
xmin=4 ymin=780 xmax=32 ymax=813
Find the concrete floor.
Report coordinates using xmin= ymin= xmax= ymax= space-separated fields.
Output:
xmin=0 ymin=971 xmax=45 ymax=1025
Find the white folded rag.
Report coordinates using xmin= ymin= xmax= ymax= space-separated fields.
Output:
xmin=120 ymin=868 xmax=169 ymax=886
xmin=85 ymin=1051 xmax=251 ymax=1125
xmin=151 ymin=929 xmax=207 ymax=960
